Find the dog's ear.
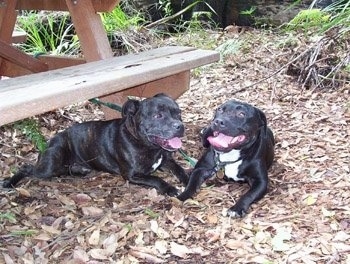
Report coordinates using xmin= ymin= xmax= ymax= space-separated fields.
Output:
xmin=201 ymin=126 xmax=213 ymax=148
xmin=153 ymin=93 xmax=168 ymax=98
xmin=122 ymin=99 xmax=140 ymax=117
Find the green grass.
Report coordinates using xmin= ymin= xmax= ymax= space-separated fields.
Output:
xmin=100 ymin=4 xmax=144 ymax=34
xmin=16 ymin=11 xmax=79 ymax=55
xmin=14 ymin=119 xmax=47 ymax=153
xmin=10 ymin=230 xmax=37 ymax=236
xmin=0 ymin=212 xmax=17 ymax=223
xmin=216 ymin=39 xmax=242 ymax=60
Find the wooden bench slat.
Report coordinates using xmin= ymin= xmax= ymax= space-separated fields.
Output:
xmin=0 ymin=47 xmax=219 ymax=125
xmin=16 ymin=0 xmax=121 ymax=12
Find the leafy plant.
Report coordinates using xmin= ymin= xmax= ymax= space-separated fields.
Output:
xmin=159 ymin=0 xmax=173 ymax=17
xmin=14 ymin=119 xmax=47 ymax=153
xmin=100 ymin=4 xmax=144 ymax=34
xmin=240 ymin=6 xmax=256 ymax=16
xmin=16 ymin=11 xmax=79 ymax=55
xmin=286 ymin=9 xmax=330 ymax=32
xmin=285 ymin=0 xmax=350 ymax=34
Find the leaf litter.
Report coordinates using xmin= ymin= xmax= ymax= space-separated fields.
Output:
xmin=0 ymin=29 xmax=349 ymax=263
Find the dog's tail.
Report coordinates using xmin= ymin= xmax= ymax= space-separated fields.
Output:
xmin=2 ymin=164 xmax=34 ymax=188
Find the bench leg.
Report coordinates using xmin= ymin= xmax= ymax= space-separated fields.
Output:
xmin=0 ymin=0 xmax=18 ymax=77
xmin=65 ymin=0 xmax=113 ymax=61
xmin=100 ymin=71 xmax=190 ymax=120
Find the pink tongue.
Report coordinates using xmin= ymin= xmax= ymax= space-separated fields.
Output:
xmin=167 ymin=137 xmax=182 ymax=149
xmin=207 ymin=133 xmax=240 ymax=148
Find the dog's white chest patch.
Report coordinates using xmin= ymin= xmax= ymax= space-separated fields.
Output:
xmin=152 ymin=155 xmax=163 ymax=171
xmin=217 ymin=149 xmax=244 ymax=181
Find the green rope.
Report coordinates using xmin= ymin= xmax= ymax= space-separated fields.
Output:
xmin=33 ymin=52 xmax=46 ymax=58
xmin=89 ymin=98 xmax=123 ymax=112
xmin=178 ymin=148 xmax=197 ymax=168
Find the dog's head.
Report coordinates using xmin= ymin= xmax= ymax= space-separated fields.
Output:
xmin=122 ymin=93 xmax=184 ymax=151
xmin=202 ymin=100 xmax=267 ymax=152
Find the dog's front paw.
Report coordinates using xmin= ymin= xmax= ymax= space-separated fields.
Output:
xmin=2 ymin=179 xmax=12 ymax=188
xmin=226 ymin=205 xmax=247 ymax=218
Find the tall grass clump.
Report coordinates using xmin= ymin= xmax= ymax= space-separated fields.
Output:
xmin=16 ymin=11 xmax=79 ymax=55
xmin=100 ymin=3 xmax=144 ymax=34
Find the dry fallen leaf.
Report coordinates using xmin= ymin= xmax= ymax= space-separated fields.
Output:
xmin=170 ymin=242 xmax=192 ymax=258
xmin=88 ymin=229 xmax=100 ymax=246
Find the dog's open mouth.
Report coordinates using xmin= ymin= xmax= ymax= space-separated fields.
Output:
xmin=207 ymin=131 xmax=246 ymax=150
xmin=148 ymin=136 xmax=182 ymax=151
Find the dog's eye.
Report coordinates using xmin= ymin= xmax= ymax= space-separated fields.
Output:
xmin=153 ymin=113 xmax=163 ymax=119
xmin=237 ymin=111 xmax=246 ymax=118
xmin=217 ymin=107 xmax=224 ymax=113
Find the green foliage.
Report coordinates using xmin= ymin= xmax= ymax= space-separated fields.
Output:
xmin=10 ymin=230 xmax=37 ymax=236
xmin=100 ymin=4 xmax=144 ymax=34
xmin=216 ymin=39 xmax=242 ymax=60
xmin=0 ymin=212 xmax=16 ymax=223
xmin=286 ymin=9 xmax=330 ymax=32
xmin=240 ymin=6 xmax=256 ymax=16
xmin=321 ymin=0 xmax=350 ymax=33
xmin=159 ymin=0 xmax=173 ymax=17
xmin=17 ymin=11 xmax=79 ymax=55
xmin=285 ymin=1 xmax=350 ymax=34
xmin=14 ymin=119 xmax=47 ymax=153
xmin=144 ymin=208 xmax=160 ymax=219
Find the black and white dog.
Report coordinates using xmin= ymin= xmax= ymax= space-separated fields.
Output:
xmin=177 ymin=100 xmax=274 ymax=217
xmin=3 ymin=93 xmax=188 ymax=196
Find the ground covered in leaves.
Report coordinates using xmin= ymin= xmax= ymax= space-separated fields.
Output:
xmin=1 ymin=29 xmax=349 ymax=263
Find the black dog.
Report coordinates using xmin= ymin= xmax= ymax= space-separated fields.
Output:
xmin=177 ymin=100 xmax=274 ymax=217
xmin=3 ymin=93 xmax=188 ymax=196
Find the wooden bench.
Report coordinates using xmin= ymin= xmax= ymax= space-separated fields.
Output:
xmin=0 ymin=46 xmax=219 ymax=126
xmin=11 ymin=30 xmax=27 ymax=43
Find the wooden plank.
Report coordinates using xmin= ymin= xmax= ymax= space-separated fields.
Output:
xmin=0 ymin=39 xmax=48 ymax=73
xmin=0 ymin=46 xmax=196 ymax=78
xmin=65 ymin=0 xmax=113 ymax=62
xmin=16 ymin=0 xmax=120 ymax=12
xmin=12 ymin=30 xmax=27 ymax=43
xmin=0 ymin=47 xmax=220 ymax=125
xmin=101 ymin=71 xmax=190 ymax=119
xmin=38 ymin=55 xmax=86 ymax=70
xmin=0 ymin=56 xmax=85 ymax=77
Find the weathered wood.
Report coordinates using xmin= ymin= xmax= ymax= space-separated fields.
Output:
xmin=0 ymin=39 xmax=48 ymax=73
xmin=16 ymin=0 xmax=120 ymax=12
xmin=0 ymin=56 xmax=86 ymax=77
xmin=11 ymin=30 xmax=27 ymax=43
xmin=0 ymin=0 xmax=18 ymax=76
xmin=65 ymin=0 xmax=113 ymax=62
xmin=101 ymin=71 xmax=190 ymax=119
xmin=0 ymin=47 xmax=220 ymax=125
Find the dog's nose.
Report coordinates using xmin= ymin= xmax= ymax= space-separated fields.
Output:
xmin=213 ymin=118 xmax=225 ymax=128
xmin=172 ymin=121 xmax=183 ymax=130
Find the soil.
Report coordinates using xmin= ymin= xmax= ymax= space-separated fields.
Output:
xmin=1 ymin=28 xmax=349 ymax=263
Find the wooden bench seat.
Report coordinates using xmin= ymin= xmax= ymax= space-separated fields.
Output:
xmin=0 ymin=46 xmax=219 ymax=126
